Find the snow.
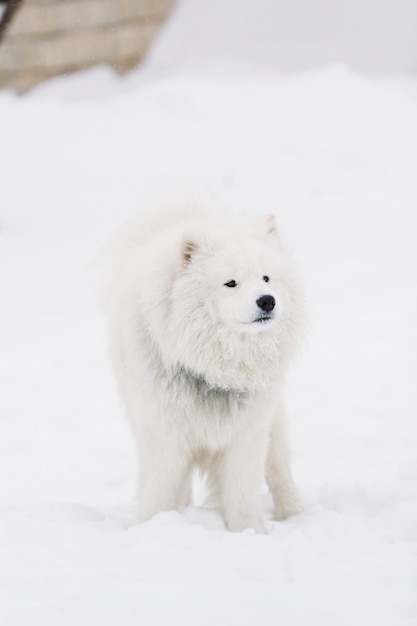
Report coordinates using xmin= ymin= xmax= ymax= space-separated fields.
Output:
xmin=1 ymin=1 xmax=417 ymax=624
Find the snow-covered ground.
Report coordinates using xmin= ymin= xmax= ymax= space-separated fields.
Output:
xmin=1 ymin=1 xmax=417 ymax=625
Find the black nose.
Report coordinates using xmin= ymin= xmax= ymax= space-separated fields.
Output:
xmin=256 ymin=295 xmax=275 ymax=313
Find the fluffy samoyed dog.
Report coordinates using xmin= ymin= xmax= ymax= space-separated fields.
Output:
xmin=101 ymin=208 xmax=306 ymax=532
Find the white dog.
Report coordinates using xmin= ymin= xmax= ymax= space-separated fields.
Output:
xmin=101 ymin=208 xmax=305 ymax=532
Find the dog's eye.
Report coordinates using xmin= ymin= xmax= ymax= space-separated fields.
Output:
xmin=224 ymin=280 xmax=238 ymax=288
xmin=263 ymin=275 xmax=270 ymax=283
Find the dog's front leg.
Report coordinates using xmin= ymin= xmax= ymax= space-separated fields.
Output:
xmin=219 ymin=427 xmax=269 ymax=533
xmin=266 ymin=406 xmax=302 ymax=521
xmin=136 ymin=429 xmax=189 ymax=523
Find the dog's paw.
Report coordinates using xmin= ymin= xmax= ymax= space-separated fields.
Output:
xmin=275 ymin=495 xmax=303 ymax=521
xmin=225 ymin=514 xmax=266 ymax=534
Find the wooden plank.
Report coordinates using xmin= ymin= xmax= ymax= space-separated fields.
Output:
xmin=8 ymin=0 xmax=174 ymax=36
xmin=0 ymin=0 xmax=175 ymax=91
xmin=9 ymin=21 xmax=157 ymax=71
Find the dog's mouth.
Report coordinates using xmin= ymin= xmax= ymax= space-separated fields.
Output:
xmin=253 ymin=316 xmax=273 ymax=323
xmin=238 ymin=315 xmax=275 ymax=326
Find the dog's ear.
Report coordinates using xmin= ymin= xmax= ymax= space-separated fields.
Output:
xmin=182 ymin=239 xmax=199 ymax=266
xmin=265 ymin=214 xmax=280 ymax=244
xmin=182 ymin=232 xmax=218 ymax=266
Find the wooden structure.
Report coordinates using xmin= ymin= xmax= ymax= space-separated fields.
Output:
xmin=0 ymin=0 xmax=175 ymax=92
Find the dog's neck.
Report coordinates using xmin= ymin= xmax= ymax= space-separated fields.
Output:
xmin=173 ymin=364 xmax=250 ymax=398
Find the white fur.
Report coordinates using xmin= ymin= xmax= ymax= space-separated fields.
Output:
xmin=101 ymin=208 xmax=306 ymax=532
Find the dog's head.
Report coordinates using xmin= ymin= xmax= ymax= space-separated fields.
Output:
xmin=162 ymin=215 xmax=305 ymax=391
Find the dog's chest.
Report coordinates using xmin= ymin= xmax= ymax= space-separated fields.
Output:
xmin=159 ymin=367 xmax=266 ymax=448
